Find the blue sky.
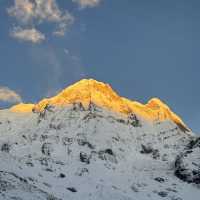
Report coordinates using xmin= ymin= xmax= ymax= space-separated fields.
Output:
xmin=0 ymin=0 xmax=200 ymax=133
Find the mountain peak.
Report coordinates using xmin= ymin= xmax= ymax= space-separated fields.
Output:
xmin=60 ymin=78 xmax=119 ymax=101
xmin=147 ymin=97 xmax=166 ymax=106
xmin=10 ymin=79 xmax=189 ymax=132
xmin=31 ymin=78 xmax=128 ymax=114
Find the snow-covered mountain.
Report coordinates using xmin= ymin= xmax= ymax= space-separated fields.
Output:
xmin=0 ymin=79 xmax=199 ymax=200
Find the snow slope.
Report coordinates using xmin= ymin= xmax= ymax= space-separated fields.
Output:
xmin=0 ymin=79 xmax=199 ymax=200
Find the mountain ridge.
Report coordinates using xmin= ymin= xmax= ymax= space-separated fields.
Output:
xmin=10 ymin=79 xmax=189 ymax=132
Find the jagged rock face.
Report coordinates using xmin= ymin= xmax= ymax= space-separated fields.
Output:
xmin=10 ymin=79 xmax=189 ymax=132
xmin=0 ymin=102 xmax=198 ymax=200
xmin=175 ymin=137 xmax=200 ymax=184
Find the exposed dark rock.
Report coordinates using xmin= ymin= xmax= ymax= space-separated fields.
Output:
xmin=83 ymin=113 xmax=97 ymax=121
xmin=157 ymin=191 xmax=168 ymax=197
xmin=67 ymin=187 xmax=77 ymax=193
xmin=88 ymin=101 xmax=97 ymax=112
xmin=116 ymin=119 xmax=126 ymax=124
xmin=49 ymin=123 xmax=62 ymax=130
xmin=152 ymin=149 xmax=160 ymax=159
xmin=37 ymin=104 xmax=55 ymax=122
xmin=47 ymin=194 xmax=59 ymax=200
xmin=77 ymin=139 xmax=95 ymax=149
xmin=44 ymin=104 xmax=55 ymax=112
xmin=174 ymin=141 xmax=200 ymax=184
xmin=98 ymin=149 xmax=117 ymax=163
xmin=45 ymin=168 xmax=54 ymax=172
xmin=22 ymin=135 xmax=27 ymax=140
xmin=62 ymin=137 xmax=73 ymax=146
xmin=162 ymin=154 xmax=168 ymax=161
xmin=55 ymin=161 xmax=65 ymax=165
xmin=41 ymin=143 xmax=53 ymax=156
xmin=154 ymin=177 xmax=165 ymax=183
xmin=140 ymin=144 xmax=153 ymax=154
xmin=176 ymin=122 xmax=190 ymax=133
xmin=130 ymin=184 xmax=139 ymax=192
xmin=26 ymin=162 xmax=34 ymax=167
xmin=80 ymin=152 xmax=90 ymax=164
xmin=166 ymin=188 xmax=177 ymax=193
xmin=0 ymin=179 xmax=14 ymax=192
xmin=40 ymin=135 xmax=48 ymax=142
xmin=76 ymin=168 xmax=89 ymax=176
xmin=39 ymin=110 xmax=46 ymax=119
xmin=128 ymin=113 xmax=141 ymax=127
xmin=105 ymin=149 xmax=114 ymax=155
xmin=59 ymin=173 xmax=66 ymax=178
xmin=1 ymin=143 xmax=10 ymax=153
xmin=187 ymin=137 xmax=200 ymax=149
xmin=39 ymin=157 xmax=49 ymax=166
xmin=140 ymin=144 xmax=160 ymax=159
xmin=72 ymin=102 xmax=85 ymax=111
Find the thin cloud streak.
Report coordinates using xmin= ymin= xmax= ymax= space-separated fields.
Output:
xmin=72 ymin=0 xmax=102 ymax=8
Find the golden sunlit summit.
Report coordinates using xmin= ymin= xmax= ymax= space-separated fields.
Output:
xmin=10 ymin=79 xmax=189 ymax=132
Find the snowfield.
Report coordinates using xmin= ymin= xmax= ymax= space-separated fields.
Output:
xmin=0 ymin=103 xmax=199 ymax=200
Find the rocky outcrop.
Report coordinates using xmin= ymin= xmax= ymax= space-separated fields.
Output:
xmin=175 ymin=137 xmax=200 ymax=184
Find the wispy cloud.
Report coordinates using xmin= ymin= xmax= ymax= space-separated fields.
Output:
xmin=72 ymin=0 xmax=102 ymax=9
xmin=53 ymin=11 xmax=74 ymax=36
xmin=0 ymin=87 xmax=22 ymax=103
xmin=7 ymin=0 xmax=74 ymax=43
xmin=7 ymin=0 xmax=35 ymax=24
xmin=11 ymin=27 xmax=45 ymax=43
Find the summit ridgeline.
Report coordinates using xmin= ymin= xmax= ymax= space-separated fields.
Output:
xmin=10 ymin=79 xmax=189 ymax=132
